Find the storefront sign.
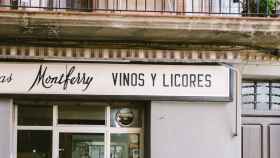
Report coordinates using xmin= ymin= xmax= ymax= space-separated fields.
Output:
xmin=0 ymin=63 xmax=231 ymax=101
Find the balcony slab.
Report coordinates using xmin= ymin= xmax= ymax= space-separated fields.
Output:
xmin=0 ymin=10 xmax=280 ymax=49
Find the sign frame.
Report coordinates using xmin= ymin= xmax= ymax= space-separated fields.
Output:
xmin=0 ymin=62 xmax=233 ymax=102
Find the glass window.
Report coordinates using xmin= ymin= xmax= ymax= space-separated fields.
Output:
xmin=256 ymin=82 xmax=269 ymax=110
xmin=271 ymin=83 xmax=280 ymax=111
xmin=242 ymin=81 xmax=280 ymax=112
xmin=66 ymin=0 xmax=92 ymax=11
xmin=242 ymin=82 xmax=255 ymax=110
xmin=111 ymin=134 xmax=140 ymax=158
xmin=59 ymin=133 xmax=105 ymax=158
xmin=18 ymin=105 xmax=53 ymax=126
xmin=111 ymin=107 xmax=143 ymax=128
xmin=58 ymin=104 xmax=105 ymax=125
xmin=17 ymin=130 xmax=52 ymax=158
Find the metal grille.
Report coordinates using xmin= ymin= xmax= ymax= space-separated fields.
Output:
xmin=0 ymin=0 xmax=279 ymax=17
xmin=242 ymin=80 xmax=280 ymax=111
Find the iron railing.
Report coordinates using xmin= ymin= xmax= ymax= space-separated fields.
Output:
xmin=0 ymin=0 xmax=279 ymax=17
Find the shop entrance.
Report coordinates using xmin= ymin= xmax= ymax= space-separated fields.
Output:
xmin=15 ymin=101 xmax=145 ymax=158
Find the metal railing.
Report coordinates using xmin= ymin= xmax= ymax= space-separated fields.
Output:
xmin=0 ymin=0 xmax=279 ymax=17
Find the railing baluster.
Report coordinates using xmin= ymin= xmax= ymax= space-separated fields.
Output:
xmin=219 ymin=0 xmax=221 ymax=13
xmin=256 ymin=0 xmax=259 ymax=15
xmin=173 ymin=0 xmax=175 ymax=12
xmin=145 ymin=0 xmax=146 ymax=11
xmin=161 ymin=0 xmax=165 ymax=11
xmin=208 ymin=0 xmax=210 ymax=14
xmin=266 ymin=0 xmax=269 ymax=16
xmin=113 ymin=0 xmax=115 ymax=10
xmin=274 ymin=0 xmax=277 ymax=16
xmin=201 ymin=0 xmax=203 ymax=13
xmin=191 ymin=0 xmax=193 ymax=12
xmin=183 ymin=0 xmax=185 ymax=13
xmin=153 ymin=0 xmax=155 ymax=11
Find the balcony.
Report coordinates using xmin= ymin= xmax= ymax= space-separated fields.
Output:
xmin=0 ymin=0 xmax=280 ymax=49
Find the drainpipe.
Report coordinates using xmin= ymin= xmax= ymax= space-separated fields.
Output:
xmin=220 ymin=63 xmax=240 ymax=137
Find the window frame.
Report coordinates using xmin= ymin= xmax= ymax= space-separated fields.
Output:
xmin=14 ymin=102 xmax=145 ymax=158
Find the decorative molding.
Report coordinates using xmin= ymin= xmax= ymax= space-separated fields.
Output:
xmin=0 ymin=45 xmax=278 ymax=64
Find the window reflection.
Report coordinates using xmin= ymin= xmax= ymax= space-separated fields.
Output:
xmin=17 ymin=130 xmax=52 ymax=158
xmin=58 ymin=105 xmax=105 ymax=125
xmin=242 ymin=82 xmax=255 ymax=111
xmin=256 ymin=82 xmax=269 ymax=111
xmin=111 ymin=134 xmax=140 ymax=158
xmin=242 ymin=81 xmax=280 ymax=112
xmin=18 ymin=105 xmax=53 ymax=126
xmin=111 ymin=107 xmax=143 ymax=128
xmin=272 ymin=83 xmax=280 ymax=111
xmin=59 ymin=133 xmax=105 ymax=158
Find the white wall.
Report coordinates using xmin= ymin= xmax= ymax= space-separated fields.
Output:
xmin=242 ymin=64 xmax=280 ymax=79
xmin=0 ymin=99 xmax=13 ymax=158
xmin=150 ymin=100 xmax=241 ymax=158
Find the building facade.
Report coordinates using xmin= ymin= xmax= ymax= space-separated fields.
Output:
xmin=0 ymin=1 xmax=280 ymax=158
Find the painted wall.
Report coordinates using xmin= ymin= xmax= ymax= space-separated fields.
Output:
xmin=242 ymin=64 xmax=280 ymax=79
xmin=150 ymin=100 xmax=241 ymax=158
xmin=0 ymin=98 xmax=13 ymax=158
xmin=150 ymin=73 xmax=241 ymax=158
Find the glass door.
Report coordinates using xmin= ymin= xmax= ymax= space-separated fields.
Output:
xmin=59 ymin=133 xmax=105 ymax=158
xmin=55 ymin=103 xmax=107 ymax=158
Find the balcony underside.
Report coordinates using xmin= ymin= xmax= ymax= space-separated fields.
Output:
xmin=0 ymin=10 xmax=280 ymax=49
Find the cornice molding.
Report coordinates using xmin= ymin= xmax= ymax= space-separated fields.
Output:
xmin=0 ymin=46 xmax=278 ymax=64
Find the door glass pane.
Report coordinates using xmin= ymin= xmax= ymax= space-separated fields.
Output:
xmin=58 ymin=104 xmax=105 ymax=125
xmin=271 ymin=83 xmax=280 ymax=111
xmin=256 ymin=82 xmax=269 ymax=111
xmin=111 ymin=134 xmax=140 ymax=158
xmin=59 ymin=133 xmax=105 ymax=158
xmin=18 ymin=105 xmax=53 ymax=126
xmin=242 ymin=82 xmax=255 ymax=111
xmin=111 ymin=107 xmax=143 ymax=128
xmin=17 ymin=130 xmax=52 ymax=158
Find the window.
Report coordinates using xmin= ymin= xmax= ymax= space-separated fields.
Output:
xmin=242 ymin=81 xmax=280 ymax=111
xmin=66 ymin=0 xmax=92 ymax=11
xmin=58 ymin=104 xmax=106 ymax=125
xmin=59 ymin=133 xmax=105 ymax=158
xmin=15 ymin=101 xmax=146 ymax=158
xmin=18 ymin=105 xmax=53 ymax=126
xmin=17 ymin=130 xmax=52 ymax=158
